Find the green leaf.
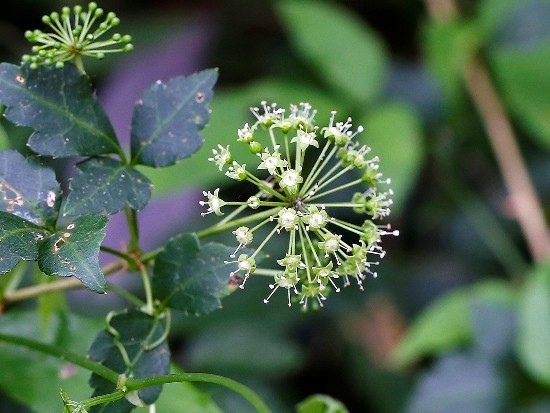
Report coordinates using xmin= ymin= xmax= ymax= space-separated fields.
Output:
xmin=296 ymin=394 xmax=349 ymax=413
xmin=64 ymin=157 xmax=152 ymax=216
xmin=392 ymin=280 xmax=515 ymax=368
xmin=0 ymin=63 xmax=120 ymax=157
xmin=131 ymin=69 xmax=218 ymax=167
xmin=140 ymin=79 xmax=341 ymax=196
xmin=88 ymin=310 xmax=170 ymax=413
xmin=0 ymin=211 xmax=47 ymax=273
xmin=423 ymin=19 xmax=480 ymax=107
xmin=517 ymin=264 xmax=550 ymax=386
xmin=0 ymin=149 xmax=61 ymax=226
xmin=37 ymin=214 xmax=108 ymax=293
xmin=276 ymin=0 xmax=387 ymax=104
xmin=0 ymin=310 xmax=104 ymax=413
xmin=152 ymin=233 xmax=237 ymax=315
xmin=358 ymin=102 xmax=424 ymax=212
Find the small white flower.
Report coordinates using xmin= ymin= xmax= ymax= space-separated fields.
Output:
xmin=225 ymin=162 xmax=247 ymax=181
xmin=257 ymin=146 xmax=287 ymax=175
xmin=277 ymin=207 xmax=299 ymax=231
xmin=237 ymin=123 xmax=254 ymax=143
xmin=208 ymin=144 xmax=232 ymax=171
xmin=291 ymin=129 xmax=319 ymax=150
xmin=279 ymin=169 xmax=303 ymax=194
xmin=199 ymin=188 xmax=225 ymax=216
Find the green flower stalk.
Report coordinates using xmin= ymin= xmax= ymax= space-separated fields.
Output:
xmin=22 ymin=2 xmax=133 ymax=72
xmin=200 ymin=102 xmax=398 ymax=310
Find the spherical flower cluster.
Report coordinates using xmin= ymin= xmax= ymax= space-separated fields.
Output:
xmin=200 ymin=102 xmax=398 ymax=310
xmin=22 ymin=2 xmax=133 ymax=70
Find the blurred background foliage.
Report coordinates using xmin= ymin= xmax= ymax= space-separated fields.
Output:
xmin=2 ymin=0 xmax=550 ymax=412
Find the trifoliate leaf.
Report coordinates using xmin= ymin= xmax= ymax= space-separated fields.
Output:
xmin=0 ymin=150 xmax=60 ymax=227
xmin=130 ymin=69 xmax=218 ymax=167
xmin=37 ymin=214 xmax=108 ymax=293
xmin=0 ymin=63 xmax=120 ymax=157
xmin=64 ymin=157 xmax=153 ymax=216
xmin=0 ymin=211 xmax=48 ymax=273
xmin=88 ymin=310 xmax=170 ymax=413
xmin=152 ymin=233 xmax=237 ymax=315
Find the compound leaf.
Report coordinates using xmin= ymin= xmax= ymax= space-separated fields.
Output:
xmin=152 ymin=233 xmax=237 ymax=315
xmin=0 ymin=149 xmax=60 ymax=227
xmin=64 ymin=157 xmax=153 ymax=216
xmin=130 ymin=69 xmax=217 ymax=167
xmin=88 ymin=310 xmax=170 ymax=413
xmin=0 ymin=211 xmax=48 ymax=273
xmin=0 ymin=63 xmax=120 ymax=157
xmin=37 ymin=214 xmax=108 ymax=293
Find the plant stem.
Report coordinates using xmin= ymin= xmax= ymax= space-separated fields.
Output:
xmin=1 ymin=260 xmax=123 ymax=306
xmin=125 ymin=373 xmax=272 ymax=413
xmin=0 ymin=332 xmax=271 ymax=413
xmin=424 ymin=0 xmax=550 ymax=262
xmin=125 ymin=207 xmax=141 ymax=253
xmin=140 ymin=265 xmax=154 ymax=315
xmin=0 ymin=333 xmax=119 ymax=383
xmin=196 ymin=207 xmax=280 ymax=239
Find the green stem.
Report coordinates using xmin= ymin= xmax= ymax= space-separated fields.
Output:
xmin=0 ymin=333 xmax=270 ymax=413
xmin=107 ymin=282 xmax=146 ymax=307
xmin=0 ymin=333 xmax=119 ymax=383
xmin=140 ymin=265 xmax=154 ymax=315
xmin=74 ymin=55 xmax=86 ymax=75
xmin=125 ymin=373 xmax=271 ymax=413
xmin=125 ymin=207 xmax=140 ymax=253
xmin=196 ymin=207 xmax=280 ymax=239
xmin=100 ymin=245 xmax=133 ymax=263
xmin=83 ymin=390 xmax=126 ymax=409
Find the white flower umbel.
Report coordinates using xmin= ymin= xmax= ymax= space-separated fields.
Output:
xmin=200 ymin=102 xmax=397 ymax=310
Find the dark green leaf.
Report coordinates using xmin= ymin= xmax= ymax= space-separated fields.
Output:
xmin=296 ymin=394 xmax=349 ymax=413
xmin=64 ymin=157 xmax=153 ymax=216
xmin=518 ymin=264 xmax=550 ymax=386
xmin=37 ymin=214 xmax=108 ymax=293
xmin=130 ymin=69 xmax=218 ymax=167
xmin=140 ymin=78 xmax=340 ymax=197
xmin=276 ymin=0 xmax=387 ymax=104
xmin=0 ymin=63 xmax=119 ymax=157
xmin=152 ymin=233 xmax=237 ymax=315
xmin=0 ymin=150 xmax=60 ymax=226
xmin=406 ymin=353 xmax=504 ymax=413
xmin=0 ymin=211 xmax=48 ymax=273
xmin=88 ymin=310 xmax=170 ymax=413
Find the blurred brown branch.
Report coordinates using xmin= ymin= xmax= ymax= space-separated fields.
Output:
xmin=424 ymin=0 xmax=550 ymax=263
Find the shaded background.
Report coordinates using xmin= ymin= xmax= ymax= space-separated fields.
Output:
xmin=2 ymin=0 xmax=550 ymax=412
